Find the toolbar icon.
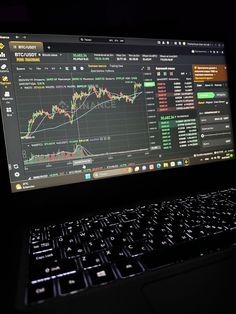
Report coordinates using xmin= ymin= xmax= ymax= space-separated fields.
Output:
xmin=1 ymin=64 xmax=7 ymax=70
xmin=85 ymin=173 xmax=91 ymax=180
xmin=177 ymin=160 xmax=183 ymax=166
xmin=15 ymin=184 xmax=22 ymax=190
xmin=2 ymin=75 xmax=8 ymax=82
xmin=184 ymin=159 xmax=190 ymax=166
xmin=0 ymin=43 xmax=5 ymax=49
xmin=4 ymin=91 xmax=10 ymax=97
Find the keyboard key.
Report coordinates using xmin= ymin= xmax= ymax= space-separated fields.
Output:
xmin=147 ymin=237 xmax=172 ymax=249
xmin=228 ymin=220 xmax=236 ymax=230
xmin=30 ymin=259 xmax=77 ymax=281
xmin=97 ymin=227 xmax=117 ymax=238
xmin=104 ymin=216 xmax=120 ymax=226
xmin=188 ymin=226 xmax=208 ymax=239
xmin=78 ymin=231 xmax=97 ymax=242
xmin=87 ymin=239 xmax=108 ymax=252
xmin=125 ymin=241 xmax=148 ymax=256
xmin=31 ymin=241 xmax=54 ymax=254
xmin=77 ymin=231 xmax=88 ymax=242
xmin=117 ymin=222 xmax=137 ymax=232
xmin=115 ymin=258 xmax=143 ymax=277
xmin=167 ymin=232 xmax=192 ymax=244
xmin=80 ymin=252 xmax=103 ymax=269
xmin=57 ymin=235 xmax=76 ymax=247
xmin=56 ymin=259 xmax=78 ymax=274
xmin=64 ymin=244 xmax=85 ymax=258
xmin=30 ymin=232 xmax=43 ymax=243
xmin=86 ymin=219 xmax=103 ymax=230
xmin=59 ymin=272 xmax=86 ymax=294
xmin=104 ymin=247 xmax=126 ymax=262
xmin=30 ymin=227 xmax=45 ymax=234
xmin=47 ymin=225 xmax=64 ymax=238
xmin=28 ymin=281 xmax=54 ymax=303
xmin=30 ymin=249 xmax=60 ymax=265
xmin=128 ymin=229 xmax=149 ymax=241
xmin=121 ymin=212 xmax=138 ymax=222
xmin=108 ymin=235 xmax=129 ymax=247
xmin=148 ymin=226 xmax=169 ymax=238
xmin=135 ymin=218 xmax=156 ymax=228
xmin=63 ymin=221 xmax=84 ymax=233
xmin=88 ymin=265 xmax=116 ymax=286
xmin=30 ymin=227 xmax=45 ymax=243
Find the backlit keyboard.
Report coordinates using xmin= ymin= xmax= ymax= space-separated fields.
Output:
xmin=27 ymin=188 xmax=236 ymax=304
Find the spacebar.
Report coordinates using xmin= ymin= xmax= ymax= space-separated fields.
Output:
xmin=140 ymin=231 xmax=236 ymax=270
xmin=140 ymin=243 xmax=191 ymax=270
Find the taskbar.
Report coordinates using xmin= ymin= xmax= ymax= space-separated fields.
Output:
xmin=10 ymin=150 xmax=235 ymax=192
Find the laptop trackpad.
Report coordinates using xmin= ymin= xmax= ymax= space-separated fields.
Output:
xmin=141 ymin=256 xmax=236 ymax=314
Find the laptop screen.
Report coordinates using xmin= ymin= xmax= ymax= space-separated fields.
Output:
xmin=0 ymin=33 xmax=234 ymax=192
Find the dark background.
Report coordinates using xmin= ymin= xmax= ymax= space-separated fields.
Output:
xmin=0 ymin=0 xmax=235 ymax=40
xmin=0 ymin=1 xmax=236 ymax=313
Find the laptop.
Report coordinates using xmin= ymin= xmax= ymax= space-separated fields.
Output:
xmin=0 ymin=32 xmax=235 ymax=314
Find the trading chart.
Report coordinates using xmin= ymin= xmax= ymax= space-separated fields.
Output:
xmin=15 ymin=71 xmax=149 ymax=166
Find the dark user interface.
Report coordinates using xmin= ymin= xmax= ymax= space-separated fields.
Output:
xmin=0 ymin=34 xmax=234 ymax=192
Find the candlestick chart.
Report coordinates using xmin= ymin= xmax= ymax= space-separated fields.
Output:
xmin=17 ymin=78 xmax=149 ymax=166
